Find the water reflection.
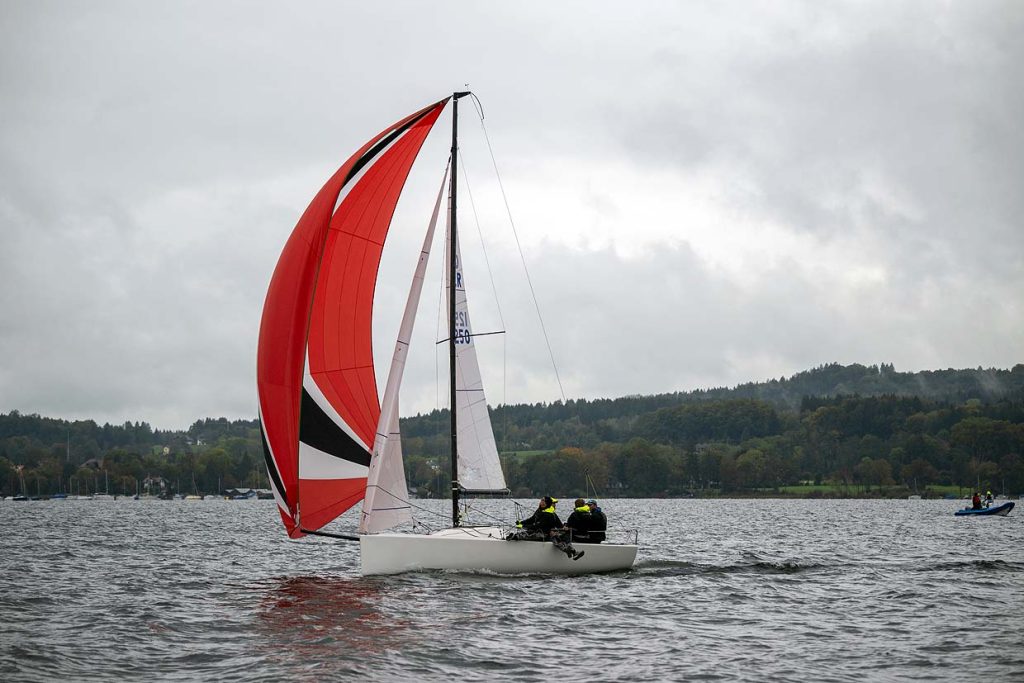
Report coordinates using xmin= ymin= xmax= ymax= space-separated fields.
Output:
xmin=254 ymin=575 xmax=418 ymax=670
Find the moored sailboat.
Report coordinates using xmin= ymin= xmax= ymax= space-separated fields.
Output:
xmin=257 ymin=93 xmax=637 ymax=575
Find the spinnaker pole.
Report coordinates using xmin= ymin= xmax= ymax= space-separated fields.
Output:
xmin=450 ymin=91 xmax=471 ymax=528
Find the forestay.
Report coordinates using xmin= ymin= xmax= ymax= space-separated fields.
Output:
xmin=359 ymin=169 xmax=449 ymax=534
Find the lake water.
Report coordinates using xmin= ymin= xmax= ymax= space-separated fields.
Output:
xmin=1 ymin=498 xmax=1022 ymax=681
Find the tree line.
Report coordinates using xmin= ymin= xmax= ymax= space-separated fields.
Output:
xmin=2 ymin=363 xmax=1022 ymax=498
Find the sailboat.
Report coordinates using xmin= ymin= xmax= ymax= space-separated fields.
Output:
xmin=92 ymin=470 xmax=113 ymax=500
xmin=257 ymin=92 xmax=637 ymax=575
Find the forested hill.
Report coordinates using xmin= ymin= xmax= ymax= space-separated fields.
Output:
xmin=2 ymin=362 xmax=1023 ymax=498
xmin=407 ymin=362 xmax=1024 ymax=432
xmin=3 ymin=363 xmax=1022 ymax=452
xmin=704 ymin=362 xmax=1024 ymax=409
xmin=404 ymin=362 xmax=1024 ymax=448
xmin=546 ymin=361 xmax=1022 ymax=419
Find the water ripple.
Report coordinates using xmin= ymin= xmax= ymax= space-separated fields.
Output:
xmin=0 ymin=498 xmax=1022 ymax=681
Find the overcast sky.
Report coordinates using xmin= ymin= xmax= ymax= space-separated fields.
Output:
xmin=1 ymin=1 xmax=1021 ymax=430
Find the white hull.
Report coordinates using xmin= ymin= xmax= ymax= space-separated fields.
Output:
xmin=360 ymin=526 xmax=637 ymax=576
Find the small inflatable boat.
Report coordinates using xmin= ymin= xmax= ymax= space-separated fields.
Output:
xmin=954 ymin=501 xmax=1014 ymax=517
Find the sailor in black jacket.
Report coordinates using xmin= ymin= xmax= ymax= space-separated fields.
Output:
xmin=512 ymin=497 xmax=584 ymax=560
xmin=519 ymin=497 xmax=562 ymax=534
xmin=565 ymin=498 xmax=593 ymax=542
xmin=586 ymin=499 xmax=607 ymax=543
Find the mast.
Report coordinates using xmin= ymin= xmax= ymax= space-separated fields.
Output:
xmin=450 ymin=91 xmax=471 ymax=528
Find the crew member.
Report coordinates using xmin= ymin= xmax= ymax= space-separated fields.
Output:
xmin=565 ymin=498 xmax=593 ymax=543
xmin=509 ymin=497 xmax=584 ymax=560
xmin=587 ymin=499 xmax=607 ymax=543
xmin=518 ymin=496 xmax=562 ymax=536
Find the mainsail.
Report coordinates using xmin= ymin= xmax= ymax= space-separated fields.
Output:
xmin=257 ymin=99 xmax=447 ymax=538
xmin=448 ymin=210 xmax=508 ymax=492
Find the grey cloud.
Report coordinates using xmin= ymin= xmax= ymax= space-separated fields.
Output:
xmin=0 ymin=1 xmax=1020 ymax=428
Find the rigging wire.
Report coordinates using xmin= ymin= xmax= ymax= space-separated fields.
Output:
xmin=473 ymin=109 xmax=567 ymax=405
xmin=459 ymin=498 xmax=513 ymax=526
xmin=458 ymin=154 xmax=506 ymax=331
xmin=472 ymin=103 xmax=591 ymax=450
xmin=367 ymin=483 xmax=514 ymax=532
xmin=428 ymin=168 xmax=449 ymax=502
xmin=457 ymin=154 xmax=510 ymax=457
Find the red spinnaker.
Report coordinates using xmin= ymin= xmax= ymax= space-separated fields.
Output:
xmin=257 ymin=99 xmax=448 ymax=537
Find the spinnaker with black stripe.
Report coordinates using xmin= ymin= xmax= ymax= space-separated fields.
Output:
xmin=257 ymin=99 xmax=447 ymax=538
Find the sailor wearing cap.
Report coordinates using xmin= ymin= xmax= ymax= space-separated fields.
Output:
xmin=512 ymin=496 xmax=585 ymax=560
xmin=586 ymin=499 xmax=607 ymax=543
xmin=517 ymin=496 xmax=562 ymax=535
